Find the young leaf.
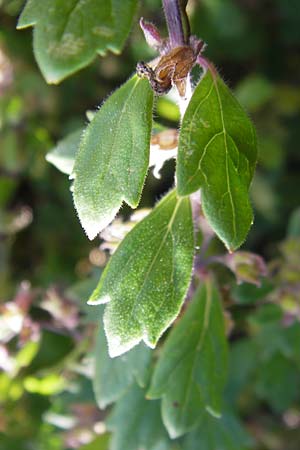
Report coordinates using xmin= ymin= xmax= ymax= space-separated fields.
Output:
xmin=17 ymin=0 xmax=137 ymax=83
xmin=148 ymin=280 xmax=228 ymax=438
xmin=177 ymin=69 xmax=257 ymax=251
xmin=107 ymin=385 xmax=172 ymax=450
xmin=46 ymin=128 xmax=82 ymax=175
xmin=88 ymin=190 xmax=194 ymax=357
xmin=93 ymin=321 xmax=151 ymax=409
xmin=73 ymin=76 xmax=153 ymax=240
xmin=182 ymin=410 xmax=253 ymax=450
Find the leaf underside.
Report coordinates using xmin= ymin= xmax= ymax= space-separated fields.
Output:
xmin=89 ymin=190 xmax=194 ymax=357
xmin=177 ymin=69 xmax=257 ymax=251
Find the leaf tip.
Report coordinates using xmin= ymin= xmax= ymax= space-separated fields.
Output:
xmin=206 ymin=405 xmax=222 ymax=419
xmin=87 ymin=294 xmax=109 ymax=306
xmin=106 ymin=336 xmax=142 ymax=358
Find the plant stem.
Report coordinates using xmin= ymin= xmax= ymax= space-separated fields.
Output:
xmin=162 ymin=0 xmax=186 ymax=46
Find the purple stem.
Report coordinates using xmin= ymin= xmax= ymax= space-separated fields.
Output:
xmin=162 ymin=0 xmax=185 ymax=47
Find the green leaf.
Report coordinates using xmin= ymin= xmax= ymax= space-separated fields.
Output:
xmin=108 ymin=0 xmax=138 ymax=53
xmin=107 ymin=385 xmax=172 ymax=450
xmin=231 ymin=279 xmax=274 ymax=305
xmin=255 ymin=352 xmax=300 ymax=412
xmin=46 ymin=128 xmax=82 ymax=175
xmin=93 ymin=320 xmax=152 ymax=409
xmin=148 ymin=280 xmax=228 ymax=438
xmin=287 ymin=207 xmax=300 ymax=237
xmin=89 ymin=189 xmax=194 ymax=357
xmin=177 ymin=69 xmax=257 ymax=250
xmin=73 ymin=76 xmax=153 ymax=240
xmin=17 ymin=0 xmax=137 ymax=83
xmin=225 ymin=339 xmax=257 ymax=403
xmin=182 ymin=411 xmax=253 ymax=450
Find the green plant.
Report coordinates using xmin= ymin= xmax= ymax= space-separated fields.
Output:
xmin=1 ymin=0 xmax=298 ymax=449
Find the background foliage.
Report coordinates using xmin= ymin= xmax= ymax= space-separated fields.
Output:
xmin=0 ymin=0 xmax=300 ymax=449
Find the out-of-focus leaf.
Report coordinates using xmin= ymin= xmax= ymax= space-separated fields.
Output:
xmin=80 ymin=434 xmax=110 ymax=450
xmin=24 ymin=373 xmax=65 ymax=395
xmin=255 ymin=352 xmax=300 ymax=412
xmin=93 ymin=321 xmax=151 ymax=409
xmin=148 ymin=281 xmax=228 ymax=438
xmin=231 ymin=279 xmax=274 ymax=304
xmin=222 ymin=251 xmax=267 ymax=286
xmin=287 ymin=208 xmax=300 ymax=237
xmin=17 ymin=0 xmax=138 ymax=83
xmin=235 ymin=75 xmax=274 ymax=112
xmin=46 ymin=129 xmax=82 ymax=175
xmin=67 ymin=274 xmax=101 ymax=322
xmin=15 ymin=341 xmax=40 ymax=370
xmin=182 ymin=410 xmax=253 ymax=450
xmin=73 ymin=76 xmax=153 ymax=240
xmin=225 ymin=339 xmax=257 ymax=403
xmin=89 ymin=190 xmax=194 ymax=357
xmin=107 ymin=385 xmax=171 ymax=450
xmin=29 ymin=330 xmax=74 ymax=373
xmin=177 ymin=68 xmax=257 ymax=250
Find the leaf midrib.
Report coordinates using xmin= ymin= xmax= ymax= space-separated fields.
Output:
xmin=127 ymin=198 xmax=183 ymax=337
xmin=213 ymin=76 xmax=237 ymax=241
xmin=177 ymin=280 xmax=213 ymax=422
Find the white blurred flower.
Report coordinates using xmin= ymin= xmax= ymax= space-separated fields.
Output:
xmin=149 ymin=129 xmax=178 ymax=178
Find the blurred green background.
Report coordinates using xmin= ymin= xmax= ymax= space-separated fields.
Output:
xmin=0 ymin=0 xmax=300 ymax=449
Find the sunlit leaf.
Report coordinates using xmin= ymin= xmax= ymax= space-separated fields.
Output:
xmin=177 ymin=68 xmax=257 ymax=250
xmin=148 ymin=280 xmax=228 ymax=438
xmin=73 ymin=76 xmax=153 ymax=240
xmin=17 ymin=0 xmax=137 ymax=83
xmin=89 ymin=190 xmax=194 ymax=357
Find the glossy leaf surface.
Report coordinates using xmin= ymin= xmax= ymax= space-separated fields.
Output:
xmin=177 ymin=69 xmax=257 ymax=250
xmin=148 ymin=281 xmax=228 ymax=438
xmin=93 ymin=321 xmax=151 ymax=409
xmin=73 ymin=76 xmax=153 ymax=240
xmin=17 ymin=0 xmax=137 ymax=83
xmin=89 ymin=190 xmax=194 ymax=357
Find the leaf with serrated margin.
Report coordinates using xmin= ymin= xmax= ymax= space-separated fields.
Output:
xmin=177 ymin=69 xmax=257 ymax=251
xmin=93 ymin=319 xmax=151 ymax=409
xmin=88 ymin=189 xmax=194 ymax=357
xmin=107 ymin=385 xmax=173 ymax=450
xmin=17 ymin=0 xmax=137 ymax=83
xmin=72 ymin=76 xmax=153 ymax=240
xmin=148 ymin=280 xmax=228 ymax=438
